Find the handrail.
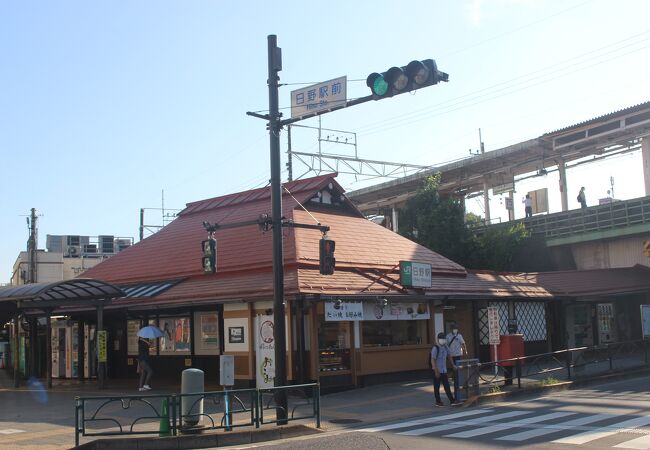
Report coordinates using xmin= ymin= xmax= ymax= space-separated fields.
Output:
xmin=472 ymin=194 xmax=650 ymax=239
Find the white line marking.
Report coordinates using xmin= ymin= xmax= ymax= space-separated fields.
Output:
xmin=398 ymin=410 xmax=530 ymax=437
xmin=496 ymin=413 xmax=616 ymax=442
xmin=553 ymin=415 xmax=650 ymax=445
xmin=444 ymin=411 xmax=575 ymax=439
xmin=615 ymin=434 xmax=650 ymax=449
xmin=356 ymin=409 xmax=491 ymax=433
xmin=0 ymin=429 xmax=26 ymax=435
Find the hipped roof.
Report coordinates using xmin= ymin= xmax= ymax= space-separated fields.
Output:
xmin=83 ymin=174 xmax=467 ymax=307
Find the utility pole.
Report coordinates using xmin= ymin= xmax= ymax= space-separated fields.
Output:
xmin=28 ymin=208 xmax=38 ymax=284
xmin=267 ymin=34 xmax=289 ymax=424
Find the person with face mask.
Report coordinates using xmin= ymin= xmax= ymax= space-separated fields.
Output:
xmin=446 ymin=325 xmax=467 ymax=402
xmin=431 ymin=332 xmax=457 ymax=406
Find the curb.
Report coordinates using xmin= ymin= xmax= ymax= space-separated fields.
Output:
xmin=73 ymin=424 xmax=322 ymax=450
xmin=466 ymin=365 xmax=650 ymax=407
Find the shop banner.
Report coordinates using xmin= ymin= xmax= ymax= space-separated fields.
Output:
xmin=325 ymin=301 xmax=363 ymax=321
xmin=255 ymin=315 xmax=275 ymax=389
xmin=363 ymin=302 xmax=430 ymax=321
xmin=97 ymin=330 xmax=107 ymax=363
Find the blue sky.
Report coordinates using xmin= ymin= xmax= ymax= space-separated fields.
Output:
xmin=2 ymin=0 xmax=650 ymax=282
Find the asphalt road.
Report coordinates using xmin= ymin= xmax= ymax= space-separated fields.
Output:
xmin=232 ymin=376 xmax=650 ymax=450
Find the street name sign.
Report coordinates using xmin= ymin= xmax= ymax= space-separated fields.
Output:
xmin=291 ymin=76 xmax=347 ymax=119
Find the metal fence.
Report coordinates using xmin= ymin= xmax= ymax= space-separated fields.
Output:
xmin=457 ymin=339 xmax=650 ymax=399
xmin=472 ymin=195 xmax=650 ymax=240
xmin=74 ymin=383 xmax=320 ymax=446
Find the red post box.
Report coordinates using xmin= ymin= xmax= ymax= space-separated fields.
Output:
xmin=497 ymin=334 xmax=524 ymax=366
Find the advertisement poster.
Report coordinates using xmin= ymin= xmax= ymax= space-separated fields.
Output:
xmin=160 ymin=319 xmax=175 ymax=351
xmin=255 ymin=315 xmax=275 ymax=389
xmin=200 ymin=314 xmax=219 ymax=347
xmin=224 ymin=318 xmax=249 ymax=352
xmin=127 ymin=320 xmax=140 ymax=355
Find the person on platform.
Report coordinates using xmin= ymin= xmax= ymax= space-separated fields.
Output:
xmin=523 ymin=194 xmax=533 ymax=218
xmin=431 ymin=332 xmax=458 ymax=407
xmin=137 ymin=337 xmax=153 ymax=391
xmin=446 ymin=325 xmax=467 ymax=401
xmin=577 ymin=187 xmax=587 ymax=209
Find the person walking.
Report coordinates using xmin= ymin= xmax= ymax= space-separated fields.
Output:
xmin=446 ymin=325 xmax=467 ymax=402
xmin=137 ymin=336 xmax=153 ymax=391
xmin=431 ymin=332 xmax=457 ymax=407
xmin=523 ymin=194 xmax=533 ymax=218
xmin=577 ymin=187 xmax=587 ymax=209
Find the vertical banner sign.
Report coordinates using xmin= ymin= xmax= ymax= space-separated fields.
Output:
xmin=255 ymin=315 xmax=275 ymax=389
xmin=641 ymin=305 xmax=650 ymax=338
xmin=97 ymin=330 xmax=107 ymax=363
xmin=487 ymin=307 xmax=501 ymax=344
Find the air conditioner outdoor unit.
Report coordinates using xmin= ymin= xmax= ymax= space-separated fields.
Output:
xmin=66 ymin=246 xmax=81 ymax=257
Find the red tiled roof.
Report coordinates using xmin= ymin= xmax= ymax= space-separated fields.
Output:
xmin=525 ymin=265 xmax=650 ymax=297
xmin=83 ymin=174 xmax=467 ymax=300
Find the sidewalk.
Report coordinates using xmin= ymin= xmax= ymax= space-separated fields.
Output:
xmin=2 ymin=355 xmax=648 ymax=450
xmin=0 ymin=370 xmax=438 ymax=449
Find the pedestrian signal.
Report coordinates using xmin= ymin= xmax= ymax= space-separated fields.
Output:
xmin=319 ymin=237 xmax=335 ymax=275
xmin=202 ymin=238 xmax=216 ymax=274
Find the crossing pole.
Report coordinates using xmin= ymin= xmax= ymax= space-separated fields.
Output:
xmin=267 ymin=34 xmax=289 ymax=424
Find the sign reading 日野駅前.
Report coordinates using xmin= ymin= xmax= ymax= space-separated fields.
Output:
xmin=291 ymin=77 xmax=347 ymax=119
xmin=399 ymin=261 xmax=432 ymax=288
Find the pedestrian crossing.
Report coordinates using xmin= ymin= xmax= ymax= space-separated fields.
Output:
xmin=358 ymin=408 xmax=650 ymax=448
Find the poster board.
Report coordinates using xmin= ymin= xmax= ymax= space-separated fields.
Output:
xmin=255 ymin=315 xmax=275 ymax=389
xmin=641 ymin=305 xmax=650 ymax=339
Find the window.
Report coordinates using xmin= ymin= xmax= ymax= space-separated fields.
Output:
xmin=362 ymin=320 xmax=427 ymax=347
xmin=193 ymin=312 xmax=220 ymax=355
xmin=318 ymin=320 xmax=350 ymax=372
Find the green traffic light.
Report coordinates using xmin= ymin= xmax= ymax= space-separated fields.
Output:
xmin=372 ymin=76 xmax=389 ymax=96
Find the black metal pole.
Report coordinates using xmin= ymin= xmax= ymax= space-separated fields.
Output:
xmin=46 ymin=312 xmax=52 ymax=389
xmin=267 ymin=34 xmax=288 ymax=424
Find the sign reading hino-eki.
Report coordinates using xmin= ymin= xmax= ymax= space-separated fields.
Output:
xmin=291 ymin=76 xmax=347 ymax=119
xmin=399 ymin=261 xmax=432 ymax=288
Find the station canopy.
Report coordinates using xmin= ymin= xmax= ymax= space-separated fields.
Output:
xmin=0 ymin=279 xmax=125 ymax=324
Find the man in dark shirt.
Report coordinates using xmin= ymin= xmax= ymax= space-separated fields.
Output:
xmin=138 ymin=337 xmax=153 ymax=391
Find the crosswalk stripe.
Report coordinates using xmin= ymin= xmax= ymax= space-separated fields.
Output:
xmin=356 ymin=409 xmax=491 ymax=433
xmin=553 ymin=415 xmax=650 ymax=445
xmin=496 ymin=413 xmax=616 ymax=442
xmin=614 ymin=434 xmax=650 ymax=449
xmin=398 ymin=410 xmax=530 ymax=437
xmin=443 ymin=411 xmax=575 ymax=439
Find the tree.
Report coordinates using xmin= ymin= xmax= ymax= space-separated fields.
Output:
xmin=398 ymin=174 xmax=472 ymax=264
xmin=398 ymin=175 xmax=532 ymax=271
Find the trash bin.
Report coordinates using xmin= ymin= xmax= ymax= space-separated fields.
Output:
xmin=456 ymin=358 xmax=480 ymax=401
xmin=181 ymin=368 xmax=204 ymax=427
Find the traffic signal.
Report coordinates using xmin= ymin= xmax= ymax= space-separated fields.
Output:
xmin=319 ymin=237 xmax=335 ymax=275
xmin=366 ymin=59 xmax=448 ymax=100
xmin=201 ymin=238 xmax=216 ymax=274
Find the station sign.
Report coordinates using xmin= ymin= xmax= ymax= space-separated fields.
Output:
xmin=399 ymin=261 xmax=432 ymax=288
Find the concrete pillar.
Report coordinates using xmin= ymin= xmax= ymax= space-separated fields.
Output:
xmin=391 ymin=207 xmax=399 ymax=232
xmin=558 ymin=158 xmax=568 ymax=211
xmin=483 ymin=180 xmax=491 ymax=224
xmin=508 ymin=191 xmax=515 ymax=222
xmin=643 ymin=138 xmax=650 ymax=196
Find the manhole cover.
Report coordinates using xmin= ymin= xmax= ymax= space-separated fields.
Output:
xmin=329 ymin=418 xmax=363 ymax=424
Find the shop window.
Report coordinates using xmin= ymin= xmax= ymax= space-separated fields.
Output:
xmin=318 ymin=321 xmax=350 ymax=372
xmin=362 ymin=320 xmax=427 ymax=347
xmin=127 ymin=320 xmax=140 ymax=355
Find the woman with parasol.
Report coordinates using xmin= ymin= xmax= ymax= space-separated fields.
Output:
xmin=137 ymin=325 xmax=163 ymax=391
